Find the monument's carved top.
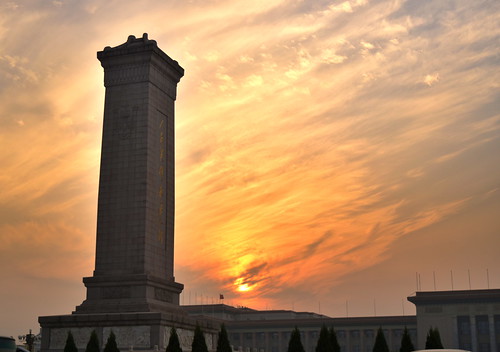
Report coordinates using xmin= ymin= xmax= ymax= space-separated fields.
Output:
xmin=104 ymin=33 xmax=156 ymax=50
xmin=98 ymin=33 xmax=184 ymax=78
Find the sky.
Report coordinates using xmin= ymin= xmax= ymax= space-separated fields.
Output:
xmin=1 ymin=0 xmax=499 ymax=338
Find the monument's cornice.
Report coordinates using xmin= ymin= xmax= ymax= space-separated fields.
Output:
xmin=97 ymin=33 xmax=184 ymax=83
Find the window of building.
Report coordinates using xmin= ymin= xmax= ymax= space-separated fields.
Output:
xmin=350 ymin=330 xmax=360 ymax=339
xmin=461 ymin=343 xmax=472 ymax=351
xmin=337 ymin=330 xmax=346 ymax=339
xmin=458 ymin=316 xmax=471 ymax=336
xmin=476 ymin=315 xmax=490 ymax=335
xmin=479 ymin=343 xmax=490 ymax=352
xmin=392 ymin=329 xmax=403 ymax=338
xmin=351 ymin=345 xmax=360 ymax=352
xmin=494 ymin=315 xmax=500 ymax=334
xmin=364 ymin=330 xmax=374 ymax=338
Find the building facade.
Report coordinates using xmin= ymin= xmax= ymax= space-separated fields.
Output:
xmin=183 ymin=305 xmax=417 ymax=352
xmin=408 ymin=289 xmax=500 ymax=352
xmin=184 ymin=289 xmax=500 ymax=352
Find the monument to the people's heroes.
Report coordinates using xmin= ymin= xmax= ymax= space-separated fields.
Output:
xmin=39 ymin=34 xmax=217 ymax=351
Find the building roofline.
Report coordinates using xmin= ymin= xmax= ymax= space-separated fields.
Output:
xmin=226 ymin=315 xmax=417 ymax=329
xmin=182 ymin=304 xmax=326 ymax=316
xmin=408 ymin=289 xmax=500 ymax=305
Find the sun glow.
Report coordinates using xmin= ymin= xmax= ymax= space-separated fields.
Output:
xmin=234 ymin=277 xmax=253 ymax=292
xmin=237 ymin=283 xmax=251 ymax=292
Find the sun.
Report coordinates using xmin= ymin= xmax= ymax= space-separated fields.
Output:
xmin=237 ymin=283 xmax=251 ymax=292
xmin=234 ymin=277 xmax=253 ymax=292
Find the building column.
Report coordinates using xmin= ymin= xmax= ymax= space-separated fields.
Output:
xmin=346 ymin=330 xmax=350 ymax=352
xmin=360 ymin=330 xmax=365 ymax=352
xmin=452 ymin=316 xmax=459 ymax=349
xmin=387 ymin=330 xmax=392 ymax=352
xmin=302 ymin=330 xmax=309 ymax=352
xmin=489 ymin=315 xmax=496 ymax=352
xmin=471 ymin=315 xmax=478 ymax=352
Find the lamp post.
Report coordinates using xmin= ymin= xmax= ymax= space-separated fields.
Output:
xmin=18 ymin=329 xmax=39 ymax=352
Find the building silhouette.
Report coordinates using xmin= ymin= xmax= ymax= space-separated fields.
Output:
xmin=183 ymin=289 xmax=500 ymax=352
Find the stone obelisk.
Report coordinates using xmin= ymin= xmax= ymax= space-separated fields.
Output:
xmin=76 ymin=32 xmax=183 ymax=314
xmin=39 ymin=34 xmax=217 ymax=352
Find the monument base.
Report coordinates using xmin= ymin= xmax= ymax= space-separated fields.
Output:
xmin=74 ymin=274 xmax=184 ymax=315
xmin=39 ymin=311 xmax=219 ymax=352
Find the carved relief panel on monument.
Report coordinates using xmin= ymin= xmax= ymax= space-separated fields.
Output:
xmin=101 ymin=286 xmax=131 ymax=299
xmin=103 ymin=327 xmax=151 ymax=349
xmin=154 ymin=287 xmax=173 ymax=303
xmin=112 ymin=106 xmax=138 ymax=140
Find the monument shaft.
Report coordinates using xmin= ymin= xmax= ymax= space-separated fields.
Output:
xmin=95 ymin=35 xmax=179 ymax=279
xmin=76 ymin=34 xmax=183 ymax=314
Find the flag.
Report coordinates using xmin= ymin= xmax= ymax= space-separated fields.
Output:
xmin=220 ymin=294 xmax=224 ymax=300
